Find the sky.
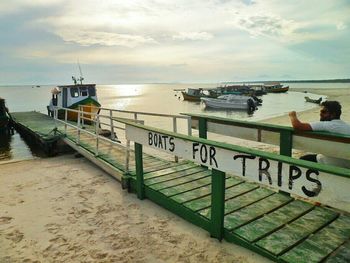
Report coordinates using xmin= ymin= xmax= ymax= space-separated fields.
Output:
xmin=0 ymin=0 xmax=349 ymax=85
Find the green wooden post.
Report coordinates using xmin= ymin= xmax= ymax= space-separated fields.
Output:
xmin=210 ymin=168 xmax=225 ymax=241
xmin=280 ymin=129 xmax=293 ymax=157
xmin=199 ymin=117 xmax=207 ymax=139
xmin=135 ymin=142 xmax=145 ymax=200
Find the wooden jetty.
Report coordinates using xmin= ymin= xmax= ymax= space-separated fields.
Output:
xmin=11 ymin=108 xmax=350 ymax=263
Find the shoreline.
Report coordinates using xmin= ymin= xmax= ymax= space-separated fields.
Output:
xmin=261 ymin=87 xmax=350 ymax=125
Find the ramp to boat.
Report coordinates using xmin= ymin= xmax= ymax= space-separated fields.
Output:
xmin=10 ymin=111 xmax=350 ymax=263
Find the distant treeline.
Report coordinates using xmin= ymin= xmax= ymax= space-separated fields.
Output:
xmin=226 ymin=78 xmax=350 ymax=84
xmin=280 ymin=79 xmax=350 ymax=83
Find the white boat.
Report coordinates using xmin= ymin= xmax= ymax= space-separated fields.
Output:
xmin=201 ymin=94 xmax=257 ymax=111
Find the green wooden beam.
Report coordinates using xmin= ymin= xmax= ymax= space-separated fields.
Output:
xmin=199 ymin=117 xmax=207 ymax=139
xmin=135 ymin=142 xmax=145 ymax=200
xmin=210 ymin=169 xmax=226 ymax=240
xmin=280 ymin=130 xmax=293 ymax=157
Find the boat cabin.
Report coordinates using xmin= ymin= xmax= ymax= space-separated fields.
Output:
xmin=50 ymin=84 xmax=98 ymax=109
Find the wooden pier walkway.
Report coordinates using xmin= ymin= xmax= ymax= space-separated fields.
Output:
xmin=11 ymin=111 xmax=350 ymax=263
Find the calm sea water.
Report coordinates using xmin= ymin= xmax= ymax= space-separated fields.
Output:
xmin=0 ymin=82 xmax=347 ymax=162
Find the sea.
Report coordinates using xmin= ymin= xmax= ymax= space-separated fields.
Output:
xmin=0 ymin=82 xmax=348 ymax=163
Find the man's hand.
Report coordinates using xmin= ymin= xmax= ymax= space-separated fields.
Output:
xmin=289 ymin=111 xmax=312 ymax=131
xmin=289 ymin=111 xmax=297 ymax=118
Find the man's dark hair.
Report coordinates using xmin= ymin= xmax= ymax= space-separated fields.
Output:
xmin=321 ymin=100 xmax=342 ymax=119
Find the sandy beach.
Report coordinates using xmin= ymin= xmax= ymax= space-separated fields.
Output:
xmin=0 ymin=155 xmax=270 ymax=263
xmin=1 ymin=87 xmax=349 ymax=263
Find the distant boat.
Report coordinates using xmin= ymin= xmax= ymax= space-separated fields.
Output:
xmin=263 ymin=83 xmax=289 ymax=93
xmin=305 ymin=96 xmax=322 ymax=104
xmin=201 ymin=94 xmax=257 ymax=111
xmin=181 ymin=88 xmax=218 ymax=101
xmin=47 ymin=75 xmax=100 ymax=123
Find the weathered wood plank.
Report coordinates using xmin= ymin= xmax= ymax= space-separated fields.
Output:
xmin=224 ymin=193 xmax=292 ymax=230
xmin=256 ymin=207 xmax=338 ymax=256
xmin=145 ymin=166 xmax=206 ymax=185
xmin=325 ymin=239 xmax=350 ymax=263
xmin=171 ymin=176 xmax=242 ymax=205
xmin=143 ymin=161 xmax=183 ymax=173
xmin=144 ymin=163 xmax=197 ymax=179
xmin=159 ymin=176 xmax=212 ymax=197
xmin=147 ymin=171 xmax=211 ymax=190
xmin=280 ymin=214 xmax=350 ymax=263
xmin=233 ymin=200 xmax=314 ymax=242
xmin=199 ymin=187 xmax=273 ymax=218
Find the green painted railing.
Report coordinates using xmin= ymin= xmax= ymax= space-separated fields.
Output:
xmin=184 ymin=113 xmax=350 ymax=160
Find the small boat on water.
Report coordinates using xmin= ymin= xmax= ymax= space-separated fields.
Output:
xmin=305 ymin=96 xmax=322 ymax=104
xmin=263 ymin=82 xmax=289 ymax=93
xmin=181 ymin=88 xmax=218 ymax=101
xmin=47 ymin=75 xmax=101 ymax=123
xmin=201 ymin=94 xmax=257 ymax=111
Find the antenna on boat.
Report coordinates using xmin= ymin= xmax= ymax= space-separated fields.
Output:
xmin=77 ymin=59 xmax=84 ymax=84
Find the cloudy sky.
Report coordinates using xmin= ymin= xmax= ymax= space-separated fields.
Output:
xmin=0 ymin=0 xmax=349 ymax=85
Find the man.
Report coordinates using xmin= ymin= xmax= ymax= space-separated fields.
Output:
xmin=289 ymin=100 xmax=350 ymax=168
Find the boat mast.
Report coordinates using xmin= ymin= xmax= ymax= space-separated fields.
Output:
xmin=78 ymin=60 xmax=84 ymax=84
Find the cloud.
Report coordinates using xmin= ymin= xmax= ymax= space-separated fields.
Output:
xmin=0 ymin=0 xmax=65 ymax=14
xmin=55 ymin=29 xmax=157 ymax=48
xmin=172 ymin=32 xmax=213 ymax=41
xmin=336 ymin=22 xmax=347 ymax=30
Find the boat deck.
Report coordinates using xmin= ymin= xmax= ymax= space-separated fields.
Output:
xmin=10 ymin=111 xmax=350 ymax=263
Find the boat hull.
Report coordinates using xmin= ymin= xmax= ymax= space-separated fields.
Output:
xmin=181 ymin=91 xmax=217 ymax=101
xmin=201 ymin=97 xmax=256 ymax=111
xmin=57 ymin=97 xmax=101 ymax=124
xmin=265 ymin=86 xmax=289 ymax=93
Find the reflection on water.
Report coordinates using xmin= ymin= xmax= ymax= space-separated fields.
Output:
xmin=0 ymin=132 xmax=37 ymax=163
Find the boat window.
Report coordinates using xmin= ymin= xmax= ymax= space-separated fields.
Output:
xmin=80 ymin=87 xmax=88 ymax=96
xmin=70 ymin=88 xmax=79 ymax=98
xmin=88 ymin=86 xmax=96 ymax=96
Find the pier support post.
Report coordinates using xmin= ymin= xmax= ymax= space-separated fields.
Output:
xmin=280 ymin=130 xmax=293 ymax=157
xmin=135 ymin=142 xmax=145 ymax=200
xmin=198 ymin=117 xmax=207 ymax=139
xmin=210 ymin=168 xmax=225 ymax=241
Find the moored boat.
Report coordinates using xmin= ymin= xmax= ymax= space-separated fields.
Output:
xmin=181 ymin=88 xmax=218 ymax=101
xmin=47 ymin=76 xmax=101 ymax=123
xmin=305 ymin=96 xmax=322 ymax=104
xmin=201 ymin=94 xmax=257 ymax=111
xmin=263 ymin=82 xmax=289 ymax=93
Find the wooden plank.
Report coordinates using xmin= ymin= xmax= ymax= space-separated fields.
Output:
xmin=159 ymin=176 xmax=212 ymax=197
xmin=171 ymin=176 xmax=242 ymax=205
xmin=280 ymin=214 xmax=350 ymax=263
xmin=325 ymin=240 xmax=350 ymax=263
xmin=147 ymin=171 xmax=211 ymax=191
xmin=224 ymin=193 xmax=292 ymax=230
xmin=144 ymin=163 xmax=197 ymax=179
xmin=233 ymin=200 xmax=314 ymax=242
xmin=143 ymin=161 xmax=181 ymax=173
xmin=256 ymin=207 xmax=338 ymax=256
xmin=199 ymin=187 xmax=273 ymax=218
xmin=145 ymin=166 xmax=206 ymax=185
